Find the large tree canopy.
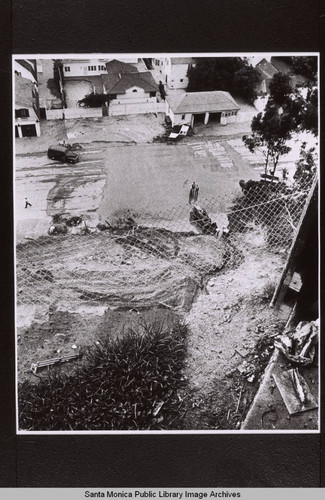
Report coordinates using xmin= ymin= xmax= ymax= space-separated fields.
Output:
xmin=186 ymin=57 xmax=260 ymax=103
xmin=243 ymin=71 xmax=318 ymax=178
xmin=289 ymin=56 xmax=318 ymax=83
xmin=243 ymin=73 xmax=296 ymax=177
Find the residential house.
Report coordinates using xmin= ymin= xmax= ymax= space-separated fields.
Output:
xmin=61 ymin=57 xmax=140 ymax=78
xmin=254 ymin=57 xmax=313 ymax=111
xmin=152 ymin=57 xmax=196 ymax=90
xmin=271 ymin=56 xmax=313 ymax=90
xmin=103 ymin=60 xmax=158 ymax=101
xmin=15 ymin=75 xmax=41 ymax=137
xmin=166 ymin=91 xmax=240 ymax=127
xmin=255 ymin=58 xmax=278 ymax=96
xmin=62 ymin=59 xmax=110 ymax=78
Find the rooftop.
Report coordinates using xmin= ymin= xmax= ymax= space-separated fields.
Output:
xmin=102 ymin=71 xmax=158 ymax=94
xmin=105 ymin=59 xmax=139 ymax=75
xmin=15 ymin=75 xmax=35 ymax=108
xmin=167 ymin=91 xmax=240 ymax=114
xmin=256 ymin=58 xmax=278 ymax=80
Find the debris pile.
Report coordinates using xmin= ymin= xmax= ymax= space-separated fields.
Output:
xmin=190 ymin=205 xmax=229 ymax=237
xmin=274 ymin=319 xmax=318 ymax=366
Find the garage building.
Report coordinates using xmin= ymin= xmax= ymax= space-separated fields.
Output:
xmin=166 ymin=90 xmax=240 ymax=127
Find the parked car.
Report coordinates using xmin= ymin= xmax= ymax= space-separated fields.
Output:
xmin=47 ymin=145 xmax=80 ymax=163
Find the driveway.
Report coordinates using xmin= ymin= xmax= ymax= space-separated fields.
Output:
xmin=64 ymin=79 xmax=93 ymax=107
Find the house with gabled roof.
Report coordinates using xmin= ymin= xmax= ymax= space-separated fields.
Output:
xmin=270 ymin=57 xmax=313 ymax=88
xmin=102 ymin=64 xmax=158 ymax=101
xmin=61 ymin=58 xmax=139 ymax=78
xmin=15 ymin=75 xmax=41 ymax=137
xmin=60 ymin=58 xmax=159 ymax=115
xmin=101 ymin=59 xmax=159 ymax=115
xmin=253 ymin=56 xmax=314 ymax=111
xmin=255 ymin=58 xmax=278 ymax=95
xmin=166 ymin=90 xmax=240 ymax=127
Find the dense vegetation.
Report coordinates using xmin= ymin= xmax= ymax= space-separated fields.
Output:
xmin=19 ymin=319 xmax=188 ymax=431
xmin=187 ymin=57 xmax=260 ymax=103
xmin=78 ymin=92 xmax=110 ymax=107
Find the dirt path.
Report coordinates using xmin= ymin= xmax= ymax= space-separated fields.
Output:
xmin=182 ymin=227 xmax=286 ymax=429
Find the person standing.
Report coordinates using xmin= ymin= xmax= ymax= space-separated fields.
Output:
xmin=189 ymin=182 xmax=196 ymax=204
xmin=194 ymin=184 xmax=199 ymax=202
xmin=25 ymin=198 xmax=32 ymax=208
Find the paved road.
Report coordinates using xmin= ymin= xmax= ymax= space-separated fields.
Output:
xmin=15 ymin=145 xmax=107 ymax=242
xmin=16 ymin=130 xmax=315 ymax=242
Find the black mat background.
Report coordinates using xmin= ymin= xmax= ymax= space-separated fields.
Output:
xmin=1 ymin=0 xmax=324 ymax=487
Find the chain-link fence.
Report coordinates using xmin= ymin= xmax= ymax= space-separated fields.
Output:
xmin=16 ymin=173 xmax=317 ymax=324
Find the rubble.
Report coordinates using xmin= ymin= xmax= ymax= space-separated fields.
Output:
xmin=274 ymin=319 xmax=318 ymax=366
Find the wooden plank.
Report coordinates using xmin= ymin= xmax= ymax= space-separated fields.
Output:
xmin=273 ymin=368 xmax=318 ymax=415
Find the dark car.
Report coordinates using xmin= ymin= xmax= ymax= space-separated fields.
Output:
xmin=47 ymin=145 xmax=80 ymax=164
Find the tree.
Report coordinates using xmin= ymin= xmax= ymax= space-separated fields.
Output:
xmin=295 ymin=87 xmax=318 ymax=136
xmin=294 ymin=142 xmax=317 ymax=189
xmin=78 ymin=92 xmax=110 ymax=107
xmin=233 ymin=66 xmax=260 ymax=103
xmin=186 ymin=57 xmax=260 ymax=102
xmin=289 ymin=56 xmax=318 ymax=84
xmin=243 ymin=73 xmax=295 ymax=177
xmin=268 ymin=72 xmax=294 ymax=106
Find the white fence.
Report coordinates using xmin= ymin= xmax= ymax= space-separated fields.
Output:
xmin=46 ymin=108 xmax=103 ymax=120
xmin=109 ymin=101 xmax=167 ymax=116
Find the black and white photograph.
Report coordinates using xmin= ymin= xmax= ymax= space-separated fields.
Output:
xmin=14 ymin=53 xmax=319 ymax=433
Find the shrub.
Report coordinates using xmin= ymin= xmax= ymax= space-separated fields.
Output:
xmin=18 ymin=319 xmax=188 ymax=431
xmin=227 ymin=180 xmax=297 ymax=247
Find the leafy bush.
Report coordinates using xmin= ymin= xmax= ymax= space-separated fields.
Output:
xmin=227 ymin=180 xmax=295 ymax=247
xmin=18 ymin=319 xmax=188 ymax=431
xmin=78 ymin=92 xmax=110 ymax=108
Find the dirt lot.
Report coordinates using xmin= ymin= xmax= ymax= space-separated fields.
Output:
xmin=17 ymin=226 xmax=228 ymax=379
xmin=17 ymin=218 xmax=286 ymax=430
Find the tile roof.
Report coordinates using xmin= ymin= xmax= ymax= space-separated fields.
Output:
xmin=256 ymin=58 xmax=278 ymax=80
xmin=102 ymin=71 xmax=158 ymax=94
xmin=15 ymin=75 xmax=34 ymax=108
xmin=105 ymin=59 xmax=139 ymax=75
xmin=167 ymin=91 xmax=240 ymax=114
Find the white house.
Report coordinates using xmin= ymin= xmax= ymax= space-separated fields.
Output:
xmin=166 ymin=91 xmax=240 ymax=127
xmin=61 ymin=57 xmax=140 ymax=78
xmin=15 ymin=75 xmax=41 ymax=137
xmin=152 ymin=57 xmax=195 ymax=90
xmin=62 ymin=59 xmax=109 ymax=78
